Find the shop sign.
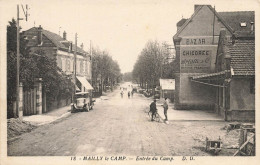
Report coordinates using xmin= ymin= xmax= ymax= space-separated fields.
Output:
xmin=181 ymin=36 xmax=219 ymax=45
xmin=180 ymin=48 xmax=212 ymax=73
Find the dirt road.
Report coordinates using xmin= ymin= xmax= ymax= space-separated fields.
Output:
xmin=8 ymin=86 xmax=238 ymax=156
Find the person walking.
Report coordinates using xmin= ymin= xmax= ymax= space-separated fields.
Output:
xmin=120 ymin=90 xmax=124 ymax=98
xmin=150 ymin=99 xmax=157 ymax=121
xmin=163 ymin=98 xmax=169 ymax=121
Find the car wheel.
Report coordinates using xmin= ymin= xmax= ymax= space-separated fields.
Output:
xmin=71 ymin=106 xmax=76 ymax=113
xmin=86 ymin=105 xmax=90 ymax=112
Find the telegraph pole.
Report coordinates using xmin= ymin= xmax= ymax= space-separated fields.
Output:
xmin=90 ymin=40 xmax=92 ymax=85
xmin=16 ymin=4 xmax=29 ymax=117
xmin=73 ymin=33 xmax=77 ymax=99
xmin=16 ymin=5 xmax=20 ymax=117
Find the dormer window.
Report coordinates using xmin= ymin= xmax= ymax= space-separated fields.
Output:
xmin=240 ymin=22 xmax=247 ymax=27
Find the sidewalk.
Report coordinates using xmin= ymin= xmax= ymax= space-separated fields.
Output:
xmin=23 ymin=105 xmax=71 ymax=126
xmin=156 ymin=99 xmax=223 ymax=121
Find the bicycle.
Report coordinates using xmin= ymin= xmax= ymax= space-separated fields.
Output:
xmin=148 ymin=109 xmax=160 ymax=122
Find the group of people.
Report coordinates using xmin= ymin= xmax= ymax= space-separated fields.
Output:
xmin=120 ymin=85 xmax=134 ymax=98
xmin=150 ymin=98 xmax=168 ymax=122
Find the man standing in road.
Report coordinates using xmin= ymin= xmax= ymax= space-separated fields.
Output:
xmin=150 ymin=99 xmax=157 ymax=121
xmin=163 ymin=98 xmax=169 ymax=121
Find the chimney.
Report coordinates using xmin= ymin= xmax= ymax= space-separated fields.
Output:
xmin=37 ymin=25 xmax=43 ymax=45
xmin=250 ymin=22 xmax=254 ymax=32
xmin=69 ymin=41 xmax=72 ymax=52
xmin=194 ymin=5 xmax=201 ymax=12
xmin=80 ymin=43 xmax=84 ymax=50
xmin=63 ymin=31 xmax=67 ymax=40
xmin=220 ymin=28 xmax=226 ymax=40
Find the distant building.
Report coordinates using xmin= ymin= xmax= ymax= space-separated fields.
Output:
xmin=159 ymin=79 xmax=175 ymax=102
xmin=173 ymin=5 xmax=255 ymax=121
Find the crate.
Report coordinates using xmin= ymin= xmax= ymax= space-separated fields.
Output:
xmin=205 ymin=137 xmax=222 ymax=155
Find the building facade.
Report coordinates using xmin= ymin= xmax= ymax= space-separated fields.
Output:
xmin=173 ymin=5 xmax=255 ymax=121
xmin=191 ymin=29 xmax=255 ymax=121
xmin=22 ymin=26 xmax=93 ymax=110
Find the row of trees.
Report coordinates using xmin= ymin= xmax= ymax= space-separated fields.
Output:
xmin=132 ymin=40 xmax=178 ymax=91
xmin=122 ymin=72 xmax=133 ymax=82
xmin=91 ymin=48 xmax=121 ymax=93
xmin=7 ymin=19 xmax=73 ymax=118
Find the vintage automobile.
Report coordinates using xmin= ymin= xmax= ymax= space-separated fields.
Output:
xmin=71 ymin=92 xmax=95 ymax=113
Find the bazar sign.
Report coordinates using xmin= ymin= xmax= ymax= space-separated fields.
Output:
xmin=180 ymin=49 xmax=212 ymax=73
xmin=181 ymin=36 xmax=219 ymax=45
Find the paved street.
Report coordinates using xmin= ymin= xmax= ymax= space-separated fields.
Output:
xmin=8 ymin=84 xmax=238 ymax=156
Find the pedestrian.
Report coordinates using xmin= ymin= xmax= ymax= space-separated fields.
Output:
xmin=120 ymin=91 xmax=124 ymax=98
xmin=128 ymin=91 xmax=130 ymax=98
xmin=150 ymin=99 xmax=157 ymax=121
xmin=163 ymin=97 xmax=169 ymax=121
xmin=131 ymin=89 xmax=134 ymax=97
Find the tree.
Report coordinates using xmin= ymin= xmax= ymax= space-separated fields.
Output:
xmin=122 ymin=72 xmax=132 ymax=82
xmin=132 ymin=40 xmax=177 ymax=93
xmin=91 ymin=47 xmax=121 ymax=93
xmin=7 ymin=19 xmax=73 ymax=118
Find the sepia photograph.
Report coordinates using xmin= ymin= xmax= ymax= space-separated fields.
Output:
xmin=0 ymin=0 xmax=259 ymax=164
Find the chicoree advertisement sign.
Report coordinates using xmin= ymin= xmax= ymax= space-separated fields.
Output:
xmin=180 ymin=36 xmax=218 ymax=73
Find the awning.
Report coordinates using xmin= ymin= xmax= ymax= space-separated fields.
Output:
xmin=190 ymin=70 xmax=230 ymax=88
xmin=192 ymin=70 xmax=228 ymax=80
xmin=76 ymin=85 xmax=80 ymax=91
xmin=76 ymin=76 xmax=94 ymax=90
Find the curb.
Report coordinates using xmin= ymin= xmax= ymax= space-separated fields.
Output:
xmin=37 ymin=111 xmax=71 ymax=126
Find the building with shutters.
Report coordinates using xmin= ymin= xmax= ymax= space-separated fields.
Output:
xmin=22 ymin=26 xmax=93 ymax=110
xmin=22 ymin=26 xmax=92 ymax=89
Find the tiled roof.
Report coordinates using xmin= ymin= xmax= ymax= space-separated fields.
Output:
xmin=23 ymin=27 xmax=87 ymax=55
xmin=219 ymin=11 xmax=255 ymax=32
xmin=227 ymin=39 xmax=255 ymax=76
xmin=42 ymin=29 xmax=86 ymax=55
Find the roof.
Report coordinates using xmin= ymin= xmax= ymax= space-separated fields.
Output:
xmin=173 ymin=5 xmax=234 ymax=40
xmin=173 ymin=5 xmax=255 ymax=40
xmin=23 ymin=27 xmax=87 ymax=55
xmin=219 ymin=11 xmax=255 ymax=32
xmin=177 ymin=18 xmax=188 ymax=27
xmin=227 ymin=39 xmax=255 ymax=76
xmin=159 ymin=79 xmax=175 ymax=90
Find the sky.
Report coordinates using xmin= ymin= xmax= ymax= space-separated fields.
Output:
xmin=0 ymin=0 xmax=259 ymax=73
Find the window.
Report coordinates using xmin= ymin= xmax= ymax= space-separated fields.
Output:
xmin=61 ymin=58 xmax=66 ymax=71
xmin=80 ymin=61 xmax=83 ymax=73
xmin=57 ymin=56 xmax=62 ymax=68
xmin=240 ymin=22 xmax=247 ymax=27
xmin=250 ymin=78 xmax=255 ymax=94
xmin=67 ymin=59 xmax=70 ymax=71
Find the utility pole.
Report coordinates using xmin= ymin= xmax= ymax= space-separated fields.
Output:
xmin=212 ymin=5 xmax=216 ymax=44
xmin=90 ymin=40 xmax=92 ymax=85
xmin=73 ymin=33 xmax=77 ymax=100
xmin=16 ymin=4 xmax=29 ymax=118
